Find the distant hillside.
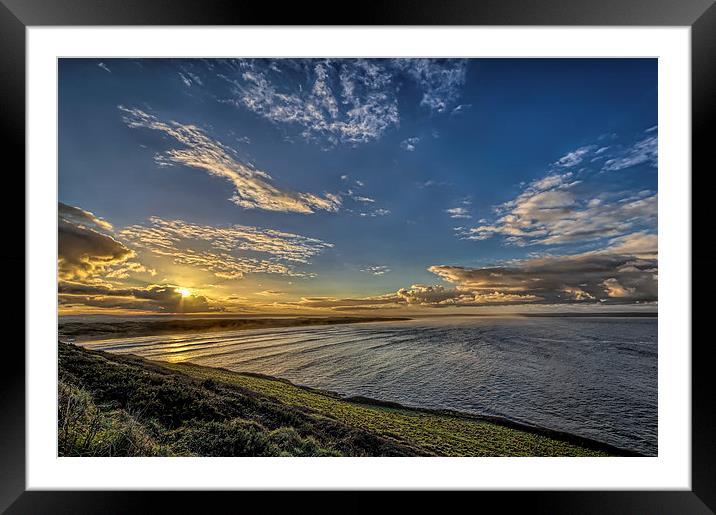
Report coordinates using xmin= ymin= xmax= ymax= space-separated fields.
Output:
xmin=58 ymin=316 xmax=411 ymax=342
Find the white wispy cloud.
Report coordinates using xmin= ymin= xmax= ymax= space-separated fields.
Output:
xmin=98 ymin=62 xmax=111 ymax=73
xmin=358 ymin=208 xmax=390 ymax=217
xmin=224 ymin=59 xmax=399 ymax=145
xmin=417 ymin=179 xmax=451 ymax=189
xmin=550 ymin=130 xmax=658 ymax=173
xmin=360 ymin=265 xmax=391 ymax=276
xmin=119 ymin=217 xmax=333 ymax=279
xmin=209 ymin=59 xmax=467 ymax=146
xmin=445 ymin=207 xmax=471 ymax=219
xmin=119 ymin=106 xmax=341 ymax=214
xmin=255 ymin=290 xmax=285 ymax=296
xmin=175 ymin=63 xmax=204 ymax=87
xmin=178 ymin=72 xmax=192 ymax=87
xmin=553 ymin=146 xmax=595 ymax=168
xmin=460 ymin=130 xmax=657 ymax=247
xmin=338 ymin=179 xmax=388 ymax=212
xmin=462 ymin=176 xmax=656 ymax=247
xmin=602 ymin=134 xmax=657 ymax=171
xmin=450 ymin=103 xmax=472 ymax=115
xmin=400 ymin=137 xmax=420 ymax=152
xmin=392 ymin=59 xmax=468 ymax=113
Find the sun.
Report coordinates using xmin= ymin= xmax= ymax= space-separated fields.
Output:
xmin=175 ymin=287 xmax=192 ymax=298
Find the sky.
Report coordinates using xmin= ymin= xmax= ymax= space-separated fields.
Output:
xmin=58 ymin=58 xmax=658 ymax=315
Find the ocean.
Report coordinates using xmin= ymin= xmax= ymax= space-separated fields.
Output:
xmin=79 ymin=316 xmax=658 ymax=455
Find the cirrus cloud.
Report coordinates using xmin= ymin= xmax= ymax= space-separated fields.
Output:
xmin=213 ymin=58 xmax=468 ymax=145
xmin=119 ymin=217 xmax=333 ymax=279
xmin=360 ymin=265 xmax=391 ymax=276
xmin=120 ymin=106 xmax=342 ymax=214
xmin=463 ymin=187 xmax=657 ymax=247
xmin=602 ymin=134 xmax=657 ymax=171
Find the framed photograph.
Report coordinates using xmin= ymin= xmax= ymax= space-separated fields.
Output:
xmin=3 ymin=0 xmax=712 ymax=511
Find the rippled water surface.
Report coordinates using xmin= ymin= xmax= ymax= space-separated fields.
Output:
xmin=80 ymin=316 xmax=657 ymax=455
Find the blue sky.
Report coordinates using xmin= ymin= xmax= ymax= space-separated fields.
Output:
xmin=58 ymin=58 xmax=657 ymax=314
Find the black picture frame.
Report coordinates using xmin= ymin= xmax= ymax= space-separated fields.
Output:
xmin=1 ymin=0 xmax=712 ymax=512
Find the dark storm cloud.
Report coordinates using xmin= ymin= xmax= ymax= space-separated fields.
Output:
xmin=58 ymin=202 xmax=134 ymax=280
xmin=58 ymin=282 xmax=219 ymax=313
xmin=280 ymin=232 xmax=657 ymax=310
xmin=59 ymin=202 xmax=114 ymax=231
xmin=428 ymin=246 xmax=657 ymax=305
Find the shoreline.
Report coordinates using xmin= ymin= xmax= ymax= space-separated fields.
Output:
xmin=59 ymin=342 xmax=645 ymax=457
xmin=63 ymin=331 xmax=651 ymax=456
xmin=161 ymin=359 xmax=644 ymax=457
xmin=61 ymin=317 xmax=655 ymax=457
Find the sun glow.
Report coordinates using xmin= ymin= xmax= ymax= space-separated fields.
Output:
xmin=175 ymin=287 xmax=192 ymax=298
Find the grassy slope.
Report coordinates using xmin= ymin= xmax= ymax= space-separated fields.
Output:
xmin=163 ymin=362 xmax=621 ymax=457
xmin=59 ymin=342 xmax=622 ymax=457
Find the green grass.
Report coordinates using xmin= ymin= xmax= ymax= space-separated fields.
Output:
xmin=162 ymin=362 xmax=615 ymax=457
xmin=59 ymin=342 xmax=623 ymax=457
xmin=59 ymin=381 xmax=162 ymax=456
